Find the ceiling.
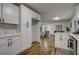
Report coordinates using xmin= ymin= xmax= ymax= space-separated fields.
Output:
xmin=26 ymin=3 xmax=77 ymax=22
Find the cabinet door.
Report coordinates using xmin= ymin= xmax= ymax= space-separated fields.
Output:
xmin=55 ymin=34 xmax=62 ymax=48
xmin=76 ymin=4 xmax=79 ymax=19
xmin=10 ymin=36 xmax=22 ymax=55
xmin=0 ymin=4 xmax=1 ymax=22
xmin=0 ymin=44 xmax=9 ymax=55
xmin=3 ymin=3 xmax=18 ymax=24
xmin=21 ymin=5 xmax=32 ymax=51
xmin=77 ymin=41 xmax=79 ymax=55
xmin=55 ymin=33 xmax=70 ymax=50
xmin=0 ymin=39 xmax=9 ymax=55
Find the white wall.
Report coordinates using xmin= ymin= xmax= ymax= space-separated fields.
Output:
xmin=41 ymin=21 xmax=70 ymax=35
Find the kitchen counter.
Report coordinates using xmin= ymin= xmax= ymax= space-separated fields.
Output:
xmin=69 ymin=33 xmax=79 ymax=41
xmin=69 ymin=33 xmax=79 ymax=55
xmin=0 ymin=33 xmax=20 ymax=38
xmin=55 ymin=32 xmax=71 ymax=50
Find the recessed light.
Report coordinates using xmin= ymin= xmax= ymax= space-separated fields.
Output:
xmin=53 ymin=17 xmax=60 ymax=20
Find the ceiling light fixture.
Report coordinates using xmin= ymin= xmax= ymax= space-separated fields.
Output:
xmin=53 ymin=17 xmax=60 ymax=20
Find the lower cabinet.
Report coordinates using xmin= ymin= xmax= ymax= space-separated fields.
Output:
xmin=0 ymin=38 xmax=9 ymax=55
xmin=0 ymin=36 xmax=22 ymax=55
xmin=77 ymin=41 xmax=79 ymax=55
xmin=55 ymin=33 xmax=70 ymax=50
xmin=10 ymin=36 xmax=22 ymax=55
xmin=0 ymin=44 xmax=9 ymax=55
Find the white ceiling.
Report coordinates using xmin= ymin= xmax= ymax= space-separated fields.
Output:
xmin=26 ymin=3 xmax=77 ymax=22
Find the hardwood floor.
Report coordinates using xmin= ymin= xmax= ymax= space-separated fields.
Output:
xmin=19 ymin=40 xmax=54 ymax=55
xmin=18 ymin=35 xmax=73 ymax=55
xmin=18 ymin=36 xmax=55 ymax=55
xmin=19 ymin=41 xmax=40 ymax=55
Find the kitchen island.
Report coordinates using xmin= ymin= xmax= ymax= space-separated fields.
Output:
xmin=55 ymin=32 xmax=79 ymax=55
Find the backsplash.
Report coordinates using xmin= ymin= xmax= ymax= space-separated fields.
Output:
xmin=0 ymin=23 xmax=19 ymax=36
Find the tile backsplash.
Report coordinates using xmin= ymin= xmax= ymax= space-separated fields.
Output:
xmin=0 ymin=23 xmax=19 ymax=36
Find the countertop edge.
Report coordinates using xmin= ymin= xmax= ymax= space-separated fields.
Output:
xmin=69 ymin=33 xmax=79 ymax=41
xmin=0 ymin=34 xmax=21 ymax=38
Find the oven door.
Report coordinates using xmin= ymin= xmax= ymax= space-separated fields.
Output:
xmin=68 ymin=37 xmax=77 ymax=55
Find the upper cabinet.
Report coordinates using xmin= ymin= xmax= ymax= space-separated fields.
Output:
xmin=0 ymin=3 xmax=18 ymax=24
xmin=31 ymin=10 xmax=40 ymax=21
xmin=76 ymin=4 xmax=79 ymax=20
xmin=3 ymin=3 xmax=18 ymax=24
xmin=0 ymin=4 xmax=1 ymax=22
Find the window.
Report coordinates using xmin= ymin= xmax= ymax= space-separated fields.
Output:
xmin=56 ymin=25 xmax=62 ymax=31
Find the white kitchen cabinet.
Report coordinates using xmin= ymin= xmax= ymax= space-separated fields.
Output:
xmin=0 ymin=36 xmax=21 ymax=55
xmin=0 ymin=38 xmax=9 ymax=55
xmin=10 ymin=36 xmax=22 ymax=55
xmin=3 ymin=3 xmax=18 ymax=24
xmin=0 ymin=44 xmax=9 ymax=55
xmin=0 ymin=4 xmax=1 ymax=21
xmin=20 ymin=4 xmax=40 ymax=51
xmin=31 ymin=11 xmax=40 ymax=20
xmin=77 ymin=40 xmax=79 ymax=54
xmin=20 ymin=4 xmax=32 ymax=51
xmin=76 ymin=4 xmax=79 ymax=19
xmin=55 ymin=33 xmax=70 ymax=50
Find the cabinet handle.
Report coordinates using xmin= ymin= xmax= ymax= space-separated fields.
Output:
xmin=3 ymin=18 xmax=4 ymax=23
xmin=8 ymin=42 xmax=12 ymax=47
xmin=8 ymin=42 xmax=10 ymax=47
xmin=0 ymin=18 xmax=1 ymax=22
xmin=8 ymin=38 xmax=12 ymax=47
xmin=11 ymin=42 xmax=12 ymax=46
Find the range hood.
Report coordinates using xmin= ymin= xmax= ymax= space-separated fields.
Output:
xmin=32 ymin=18 xmax=40 ymax=25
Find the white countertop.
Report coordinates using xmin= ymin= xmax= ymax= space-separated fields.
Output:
xmin=55 ymin=32 xmax=79 ymax=41
xmin=69 ymin=33 xmax=79 ymax=41
xmin=0 ymin=33 xmax=20 ymax=38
